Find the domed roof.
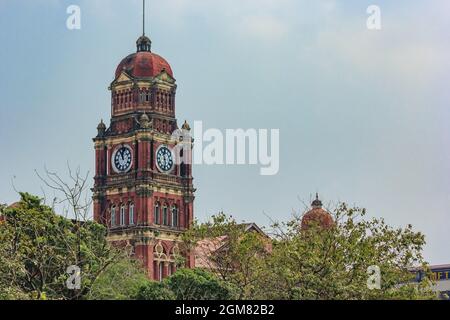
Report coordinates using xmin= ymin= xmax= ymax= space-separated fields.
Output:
xmin=115 ymin=51 xmax=173 ymax=80
xmin=301 ymin=194 xmax=334 ymax=231
xmin=182 ymin=120 xmax=191 ymax=131
xmin=97 ymin=119 xmax=106 ymax=130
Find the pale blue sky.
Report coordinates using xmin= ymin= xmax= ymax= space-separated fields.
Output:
xmin=0 ymin=0 xmax=449 ymax=264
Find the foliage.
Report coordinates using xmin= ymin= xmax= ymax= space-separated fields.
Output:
xmin=88 ymin=257 xmax=149 ymax=300
xmin=0 ymin=279 xmax=31 ymax=300
xmin=135 ymin=281 xmax=175 ymax=300
xmin=0 ymin=193 xmax=132 ymax=300
xmin=183 ymin=207 xmax=435 ymax=300
xmin=135 ymin=268 xmax=233 ymax=300
xmin=182 ymin=213 xmax=270 ymax=299
xmin=0 ymin=193 xmax=436 ymax=300
xmin=166 ymin=268 xmax=234 ymax=300
xmin=256 ymin=203 xmax=435 ymax=300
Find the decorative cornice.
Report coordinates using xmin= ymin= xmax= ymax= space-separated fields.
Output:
xmin=136 ymin=186 xmax=153 ymax=197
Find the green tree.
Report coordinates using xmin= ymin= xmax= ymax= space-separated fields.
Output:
xmin=135 ymin=281 xmax=175 ymax=300
xmin=88 ymin=256 xmax=149 ymax=300
xmin=0 ymin=193 xmax=132 ymax=300
xmin=166 ymin=268 xmax=233 ymax=300
xmin=255 ymin=203 xmax=435 ymax=300
xmin=181 ymin=206 xmax=434 ymax=300
xmin=135 ymin=268 xmax=233 ymax=300
xmin=182 ymin=213 xmax=270 ymax=299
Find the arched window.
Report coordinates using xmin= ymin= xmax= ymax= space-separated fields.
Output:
xmin=163 ymin=205 xmax=169 ymax=226
xmin=170 ymin=263 xmax=176 ymax=276
xmin=171 ymin=206 xmax=178 ymax=228
xmin=129 ymin=203 xmax=135 ymax=225
xmin=180 ymin=162 xmax=186 ymax=177
xmin=154 ymin=203 xmax=160 ymax=225
xmin=159 ymin=262 xmax=164 ymax=282
xmin=120 ymin=204 xmax=126 ymax=226
xmin=167 ymin=265 xmax=171 ymax=277
xmin=111 ymin=205 xmax=116 ymax=227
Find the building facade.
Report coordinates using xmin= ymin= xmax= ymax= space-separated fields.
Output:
xmin=414 ymin=264 xmax=450 ymax=300
xmin=92 ymin=33 xmax=195 ymax=281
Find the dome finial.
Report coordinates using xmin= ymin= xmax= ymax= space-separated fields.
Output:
xmin=97 ymin=119 xmax=106 ymax=137
xmin=139 ymin=113 xmax=152 ymax=129
xmin=182 ymin=120 xmax=191 ymax=131
xmin=301 ymin=193 xmax=334 ymax=231
xmin=137 ymin=0 xmax=152 ymax=52
xmin=311 ymin=193 xmax=322 ymax=209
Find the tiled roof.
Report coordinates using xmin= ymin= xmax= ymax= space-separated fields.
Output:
xmin=115 ymin=51 xmax=173 ymax=79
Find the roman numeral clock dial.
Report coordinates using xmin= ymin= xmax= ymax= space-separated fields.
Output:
xmin=156 ymin=145 xmax=174 ymax=173
xmin=112 ymin=145 xmax=133 ymax=173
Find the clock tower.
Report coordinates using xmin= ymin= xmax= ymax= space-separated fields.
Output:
xmin=92 ymin=23 xmax=195 ymax=280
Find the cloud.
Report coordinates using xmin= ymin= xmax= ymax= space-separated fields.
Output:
xmin=237 ymin=15 xmax=289 ymax=42
xmin=309 ymin=7 xmax=450 ymax=90
xmin=149 ymin=0 xmax=295 ymax=34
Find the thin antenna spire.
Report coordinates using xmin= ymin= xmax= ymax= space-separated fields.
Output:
xmin=142 ymin=0 xmax=146 ymax=36
xmin=137 ymin=0 xmax=152 ymax=52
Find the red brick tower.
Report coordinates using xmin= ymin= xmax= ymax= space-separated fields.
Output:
xmin=92 ymin=27 xmax=195 ymax=280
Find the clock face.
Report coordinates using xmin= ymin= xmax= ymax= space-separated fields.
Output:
xmin=156 ymin=146 xmax=174 ymax=173
xmin=112 ymin=145 xmax=133 ymax=173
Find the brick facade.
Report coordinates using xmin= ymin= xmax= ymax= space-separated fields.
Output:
xmin=93 ymin=35 xmax=195 ymax=281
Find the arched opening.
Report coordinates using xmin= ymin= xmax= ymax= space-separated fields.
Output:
xmin=163 ymin=204 xmax=169 ymax=226
xmin=120 ymin=204 xmax=126 ymax=226
xmin=111 ymin=205 xmax=116 ymax=227
xmin=129 ymin=203 xmax=135 ymax=225
xmin=171 ymin=205 xmax=178 ymax=228
xmin=154 ymin=202 xmax=160 ymax=225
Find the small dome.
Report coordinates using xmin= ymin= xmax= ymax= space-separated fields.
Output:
xmin=182 ymin=120 xmax=191 ymax=131
xmin=136 ymin=35 xmax=152 ymax=52
xmin=301 ymin=194 xmax=334 ymax=231
xmin=97 ymin=120 xmax=107 ymax=137
xmin=139 ymin=113 xmax=152 ymax=129
xmin=140 ymin=113 xmax=150 ymax=122
xmin=97 ymin=119 xmax=106 ymax=130
xmin=311 ymin=195 xmax=323 ymax=209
